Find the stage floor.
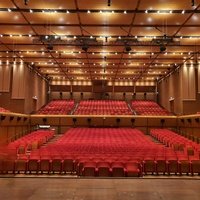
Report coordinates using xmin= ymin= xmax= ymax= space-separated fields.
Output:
xmin=0 ymin=177 xmax=200 ymax=200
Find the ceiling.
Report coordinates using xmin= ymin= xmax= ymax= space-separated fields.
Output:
xmin=0 ymin=0 xmax=200 ymax=83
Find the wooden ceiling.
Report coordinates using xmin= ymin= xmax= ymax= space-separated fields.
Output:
xmin=0 ymin=0 xmax=200 ymax=83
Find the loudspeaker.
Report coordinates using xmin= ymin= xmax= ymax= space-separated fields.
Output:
xmin=87 ymin=118 xmax=92 ymax=126
xmin=73 ymin=118 xmax=77 ymax=127
xmin=43 ymin=118 xmax=47 ymax=123
xmin=195 ymin=118 xmax=199 ymax=123
xmin=10 ymin=116 xmax=14 ymax=121
xmin=187 ymin=118 xmax=191 ymax=123
xmin=161 ymin=119 xmax=165 ymax=124
xmin=131 ymin=118 xmax=135 ymax=123
xmin=17 ymin=117 xmax=21 ymax=121
xmin=87 ymin=118 xmax=91 ymax=123
xmin=0 ymin=115 xmax=6 ymax=121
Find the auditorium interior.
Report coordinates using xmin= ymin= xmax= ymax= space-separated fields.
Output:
xmin=0 ymin=0 xmax=200 ymax=199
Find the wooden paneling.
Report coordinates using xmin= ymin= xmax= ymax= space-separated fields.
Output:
xmin=12 ymin=63 xmax=26 ymax=99
xmin=198 ymin=64 xmax=200 ymax=93
xmin=0 ymin=65 xmax=11 ymax=92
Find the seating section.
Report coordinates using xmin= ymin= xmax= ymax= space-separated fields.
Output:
xmin=1 ymin=128 xmax=199 ymax=176
xmin=150 ymin=129 xmax=200 ymax=175
xmin=74 ymin=100 xmax=132 ymax=115
xmin=37 ymin=100 xmax=75 ymax=115
xmin=1 ymin=128 xmax=197 ymax=176
xmin=7 ymin=130 xmax=54 ymax=155
xmin=131 ymin=100 xmax=171 ymax=116
xmin=0 ymin=129 xmax=54 ymax=174
xmin=0 ymin=107 xmax=10 ymax=113
xmin=150 ymin=129 xmax=200 ymax=157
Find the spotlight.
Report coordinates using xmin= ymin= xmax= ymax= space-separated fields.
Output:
xmin=160 ymin=44 xmax=166 ymax=52
xmin=82 ymin=45 xmax=89 ymax=52
xmin=108 ymin=0 xmax=111 ymax=6
xmin=125 ymin=46 xmax=132 ymax=52
xmin=191 ymin=0 xmax=195 ymax=6
xmin=47 ymin=44 xmax=53 ymax=51
xmin=24 ymin=0 xmax=29 ymax=5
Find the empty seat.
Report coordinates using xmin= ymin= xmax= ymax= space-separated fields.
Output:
xmin=111 ymin=162 xmax=125 ymax=177
xmin=82 ymin=162 xmax=97 ymax=176
xmin=191 ymin=160 xmax=200 ymax=175
xmin=155 ymin=157 xmax=167 ymax=175
xmin=97 ymin=162 xmax=111 ymax=177
xmin=125 ymin=161 xmax=141 ymax=177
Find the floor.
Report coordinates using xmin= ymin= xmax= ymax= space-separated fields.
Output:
xmin=0 ymin=177 xmax=200 ymax=200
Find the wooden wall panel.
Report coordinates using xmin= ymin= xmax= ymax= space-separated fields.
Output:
xmin=12 ymin=63 xmax=25 ymax=99
xmin=0 ymin=127 xmax=8 ymax=146
xmin=182 ymin=65 xmax=189 ymax=100
xmin=188 ymin=65 xmax=196 ymax=99
xmin=198 ymin=63 xmax=200 ymax=93
xmin=0 ymin=65 xmax=11 ymax=92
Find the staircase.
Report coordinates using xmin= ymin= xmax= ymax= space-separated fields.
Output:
xmin=126 ymin=102 xmax=136 ymax=115
xmin=41 ymin=134 xmax=62 ymax=147
xmin=70 ymin=102 xmax=79 ymax=114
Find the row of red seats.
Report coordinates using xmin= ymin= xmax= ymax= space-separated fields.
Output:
xmin=37 ymin=100 xmax=75 ymax=115
xmin=1 ymin=153 xmax=200 ymax=176
xmin=24 ymin=128 xmax=199 ymax=176
xmin=150 ymin=129 xmax=200 ymax=157
xmin=1 ymin=128 xmax=199 ymax=176
xmin=74 ymin=100 xmax=132 ymax=115
xmin=131 ymin=100 xmax=171 ymax=116
xmin=6 ymin=130 xmax=54 ymax=155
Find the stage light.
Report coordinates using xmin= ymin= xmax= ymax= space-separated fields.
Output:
xmin=24 ymin=0 xmax=29 ymax=5
xmin=125 ymin=46 xmax=132 ymax=52
xmin=160 ymin=44 xmax=166 ymax=52
xmin=82 ymin=45 xmax=89 ymax=52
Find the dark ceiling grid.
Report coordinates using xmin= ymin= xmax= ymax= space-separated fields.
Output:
xmin=160 ymin=3 xmax=200 ymax=81
xmin=74 ymin=0 xmax=92 ymax=81
xmin=11 ymin=0 xmax=72 ymax=82
xmin=113 ymin=0 xmax=141 ymax=83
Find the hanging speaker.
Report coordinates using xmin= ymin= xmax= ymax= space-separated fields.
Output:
xmin=0 ymin=115 xmax=6 ymax=121
xmin=10 ymin=116 xmax=14 ymax=121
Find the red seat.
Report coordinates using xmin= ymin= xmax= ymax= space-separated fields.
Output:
xmin=125 ymin=161 xmax=141 ymax=177
xmin=191 ymin=160 xmax=200 ymax=175
xmin=111 ymin=162 xmax=125 ymax=177
xmin=97 ymin=162 xmax=111 ymax=177
xmin=82 ymin=162 xmax=97 ymax=176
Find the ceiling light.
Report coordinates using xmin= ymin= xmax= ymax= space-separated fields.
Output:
xmin=47 ymin=44 xmax=53 ymax=51
xmin=87 ymin=10 xmax=90 ymax=13
xmin=82 ymin=45 xmax=89 ymax=52
xmin=124 ymin=11 xmax=127 ymax=14
xmin=191 ymin=0 xmax=196 ymax=7
xmin=24 ymin=0 xmax=29 ymax=5
xmin=182 ymin=10 xmax=185 ymax=14
xmin=8 ymin=8 xmax=11 ymax=12
xmin=160 ymin=44 xmax=166 ymax=52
